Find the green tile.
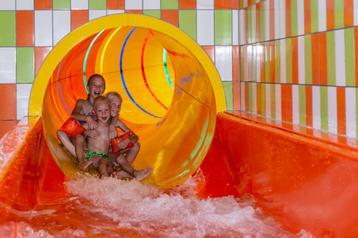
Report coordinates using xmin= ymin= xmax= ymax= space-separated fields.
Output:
xmin=89 ymin=0 xmax=106 ymax=10
xmin=223 ymin=81 xmax=233 ymax=110
xmin=17 ymin=47 xmax=34 ymax=84
xmin=161 ymin=0 xmax=178 ymax=9
xmin=179 ymin=10 xmax=196 ymax=40
xmin=53 ymin=0 xmax=71 ymax=10
xmin=143 ymin=10 xmax=160 ymax=19
xmin=215 ymin=10 xmax=232 ymax=45
xmin=0 ymin=11 xmax=16 ymax=46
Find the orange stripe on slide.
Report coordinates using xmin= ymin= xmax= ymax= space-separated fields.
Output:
xmin=233 ymin=46 xmax=239 ymax=110
xmin=306 ymin=86 xmax=313 ymax=127
xmin=285 ymin=0 xmax=291 ymax=37
xmin=326 ymin=0 xmax=335 ymax=30
xmin=344 ymin=0 xmax=354 ymax=27
xmin=304 ymin=0 xmax=311 ymax=34
xmin=281 ymin=85 xmax=293 ymax=124
xmin=337 ymin=87 xmax=346 ymax=136
xmin=292 ymin=38 xmax=298 ymax=84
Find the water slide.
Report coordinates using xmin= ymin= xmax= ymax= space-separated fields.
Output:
xmin=0 ymin=14 xmax=357 ymax=237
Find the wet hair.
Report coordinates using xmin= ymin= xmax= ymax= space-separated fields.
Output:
xmin=93 ymin=96 xmax=110 ymax=109
xmin=106 ymin=91 xmax=122 ymax=101
xmin=87 ymin=74 xmax=105 ymax=86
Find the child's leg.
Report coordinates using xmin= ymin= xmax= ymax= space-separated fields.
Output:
xmin=116 ymin=153 xmax=135 ymax=176
xmin=57 ymin=130 xmax=76 ymax=157
xmin=75 ymin=135 xmax=86 ymax=169
xmin=98 ymin=158 xmax=110 ymax=177
xmin=125 ymin=142 xmax=140 ymax=164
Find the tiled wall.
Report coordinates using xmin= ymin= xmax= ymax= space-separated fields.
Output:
xmin=0 ymin=0 xmax=245 ymax=137
xmin=238 ymin=0 xmax=358 ymax=140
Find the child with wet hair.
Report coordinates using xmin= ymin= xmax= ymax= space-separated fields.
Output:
xmin=57 ymin=74 xmax=105 ymax=169
xmin=106 ymin=91 xmax=152 ymax=178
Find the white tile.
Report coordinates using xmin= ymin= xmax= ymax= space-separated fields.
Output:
xmin=215 ymin=46 xmax=232 ymax=81
xmin=71 ymin=0 xmax=88 ymax=10
xmin=107 ymin=9 xmax=124 ymax=15
xmin=89 ymin=10 xmax=106 ymax=20
xmin=196 ymin=0 xmax=213 ymax=10
xmin=125 ymin=0 xmax=142 ymax=9
xmin=280 ymin=39 xmax=286 ymax=83
xmin=335 ymin=29 xmax=346 ymax=86
xmin=346 ymin=88 xmax=357 ymax=138
xmin=197 ymin=10 xmax=214 ymax=45
xmin=143 ymin=0 xmax=160 ymax=9
xmin=297 ymin=0 xmax=304 ymax=35
xmin=0 ymin=48 xmax=16 ymax=84
xmin=318 ymin=0 xmax=327 ymax=32
xmin=355 ymin=0 xmax=358 ymax=25
xmin=328 ymin=87 xmax=337 ymax=134
xmin=298 ymin=36 xmax=305 ymax=84
xmin=276 ymin=84 xmax=282 ymax=121
xmin=0 ymin=0 xmax=15 ymax=10
xmin=274 ymin=0 xmax=280 ymax=39
xmin=16 ymin=0 xmax=33 ymax=10
xmin=35 ymin=11 xmax=53 ymax=46
xmin=53 ymin=11 xmax=70 ymax=45
xmin=279 ymin=0 xmax=286 ymax=38
xmin=292 ymin=85 xmax=299 ymax=125
xmin=232 ymin=10 xmax=239 ymax=45
xmin=16 ymin=84 xmax=32 ymax=120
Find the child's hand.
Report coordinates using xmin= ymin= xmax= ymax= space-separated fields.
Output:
xmin=130 ymin=133 xmax=139 ymax=142
xmin=86 ymin=116 xmax=97 ymax=129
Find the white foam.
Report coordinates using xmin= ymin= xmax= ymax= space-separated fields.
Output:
xmin=67 ymin=176 xmax=315 ymax=238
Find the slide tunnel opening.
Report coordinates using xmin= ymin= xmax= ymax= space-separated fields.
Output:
xmin=31 ymin=15 xmax=226 ymax=188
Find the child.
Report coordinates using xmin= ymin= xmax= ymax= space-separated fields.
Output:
xmin=57 ymin=74 xmax=105 ymax=169
xmin=83 ymin=96 xmax=151 ymax=180
xmin=106 ymin=92 xmax=144 ymax=175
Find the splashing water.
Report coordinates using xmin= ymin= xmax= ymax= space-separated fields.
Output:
xmin=66 ymin=176 xmax=314 ymax=238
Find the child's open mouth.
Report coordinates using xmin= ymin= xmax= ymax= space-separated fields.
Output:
xmin=94 ymin=92 xmax=101 ymax=96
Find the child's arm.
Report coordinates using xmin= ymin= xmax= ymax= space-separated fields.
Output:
xmin=115 ymin=118 xmax=138 ymax=142
xmin=71 ymin=100 xmax=97 ymax=129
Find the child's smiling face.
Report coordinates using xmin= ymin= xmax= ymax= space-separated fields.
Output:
xmin=108 ymin=95 xmax=122 ymax=117
xmin=88 ymin=76 xmax=105 ymax=99
xmin=94 ymin=101 xmax=110 ymax=124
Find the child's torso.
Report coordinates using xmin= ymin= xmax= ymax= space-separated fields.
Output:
xmin=87 ymin=124 xmax=110 ymax=153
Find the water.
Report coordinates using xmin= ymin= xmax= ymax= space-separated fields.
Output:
xmin=0 ymin=123 xmax=314 ymax=238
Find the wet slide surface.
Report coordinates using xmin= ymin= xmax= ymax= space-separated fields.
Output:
xmin=0 ymin=118 xmax=304 ymax=238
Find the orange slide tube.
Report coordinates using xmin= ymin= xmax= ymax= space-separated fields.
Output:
xmin=199 ymin=112 xmax=358 ymax=237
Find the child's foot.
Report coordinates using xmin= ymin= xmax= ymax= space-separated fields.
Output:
xmin=134 ymin=167 xmax=152 ymax=181
xmin=79 ymin=160 xmax=93 ymax=171
xmin=112 ymin=170 xmax=134 ymax=180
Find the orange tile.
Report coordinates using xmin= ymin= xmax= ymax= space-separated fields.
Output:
xmin=161 ymin=10 xmax=179 ymax=27
xmin=202 ymin=46 xmax=214 ymax=62
xmin=337 ymin=87 xmax=346 ymax=136
xmin=107 ymin=0 xmax=125 ymax=9
xmin=0 ymin=85 xmax=16 ymax=120
xmin=34 ymin=0 xmax=52 ymax=10
xmin=0 ymin=120 xmax=17 ymax=139
xmin=326 ymin=0 xmax=335 ymax=30
xmin=71 ymin=10 xmax=89 ymax=31
xmin=35 ymin=47 xmax=52 ymax=75
xmin=16 ymin=11 xmax=34 ymax=46
xmin=215 ymin=0 xmax=232 ymax=9
xmin=345 ymin=0 xmax=354 ymax=27
xmin=179 ymin=0 xmax=196 ymax=9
